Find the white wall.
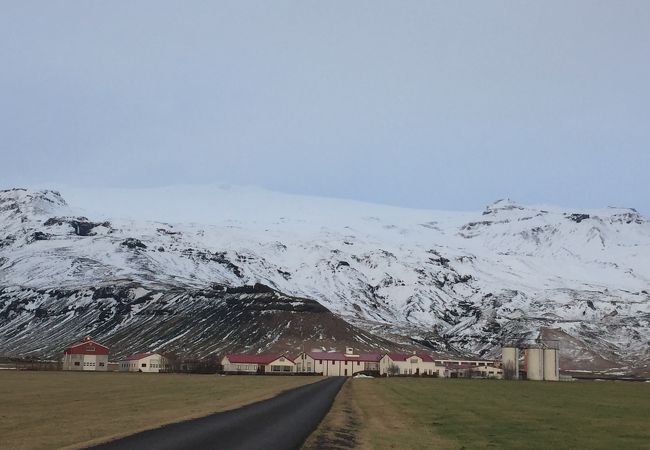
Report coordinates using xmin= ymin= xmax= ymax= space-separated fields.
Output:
xmin=63 ymin=354 xmax=108 ymax=371
xmin=119 ymin=354 xmax=168 ymax=373
xmin=380 ymin=355 xmax=442 ymax=376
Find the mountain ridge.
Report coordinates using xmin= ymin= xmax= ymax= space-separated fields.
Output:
xmin=0 ymin=187 xmax=648 ymax=373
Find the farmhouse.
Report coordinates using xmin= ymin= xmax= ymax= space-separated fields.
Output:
xmin=221 ymin=354 xmax=295 ymax=374
xmin=294 ymin=347 xmax=381 ymax=376
xmin=62 ymin=336 xmax=109 ymax=371
xmin=380 ymin=353 xmax=444 ymax=376
xmin=119 ymin=353 xmax=169 ymax=373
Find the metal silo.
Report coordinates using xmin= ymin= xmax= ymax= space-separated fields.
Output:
xmin=543 ymin=348 xmax=559 ymax=381
xmin=526 ymin=347 xmax=544 ymax=380
xmin=501 ymin=346 xmax=519 ymax=379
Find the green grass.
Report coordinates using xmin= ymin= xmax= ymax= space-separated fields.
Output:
xmin=351 ymin=378 xmax=650 ymax=450
xmin=0 ymin=371 xmax=317 ymax=450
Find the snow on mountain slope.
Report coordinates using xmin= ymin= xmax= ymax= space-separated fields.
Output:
xmin=0 ymin=187 xmax=648 ymax=371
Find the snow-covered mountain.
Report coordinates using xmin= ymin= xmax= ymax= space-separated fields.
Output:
xmin=1 ymin=186 xmax=648 ymax=372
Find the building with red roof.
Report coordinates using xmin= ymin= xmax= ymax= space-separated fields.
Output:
xmin=294 ymin=347 xmax=381 ymax=376
xmin=119 ymin=352 xmax=169 ymax=373
xmin=221 ymin=354 xmax=295 ymax=374
xmin=62 ymin=336 xmax=109 ymax=371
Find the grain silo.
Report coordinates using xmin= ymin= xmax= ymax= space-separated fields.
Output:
xmin=526 ymin=347 xmax=545 ymax=381
xmin=501 ymin=345 xmax=519 ymax=379
xmin=543 ymin=347 xmax=559 ymax=381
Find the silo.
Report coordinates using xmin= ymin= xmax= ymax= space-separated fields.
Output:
xmin=526 ymin=347 xmax=544 ymax=380
xmin=501 ymin=346 xmax=519 ymax=379
xmin=543 ymin=348 xmax=559 ymax=381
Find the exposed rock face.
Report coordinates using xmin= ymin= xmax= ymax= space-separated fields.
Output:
xmin=44 ymin=217 xmax=111 ymax=236
xmin=0 ymin=188 xmax=648 ymax=373
xmin=0 ymin=283 xmax=395 ymax=359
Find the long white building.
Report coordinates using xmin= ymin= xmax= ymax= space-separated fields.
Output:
xmin=294 ymin=348 xmax=380 ymax=376
xmin=119 ymin=352 xmax=169 ymax=373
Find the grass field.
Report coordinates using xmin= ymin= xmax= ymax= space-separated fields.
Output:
xmin=307 ymin=378 xmax=650 ymax=450
xmin=0 ymin=371 xmax=317 ymax=450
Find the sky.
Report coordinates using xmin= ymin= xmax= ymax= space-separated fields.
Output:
xmin=1 ymin=1 xmax=649 ymax=214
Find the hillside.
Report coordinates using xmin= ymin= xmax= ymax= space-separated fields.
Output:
xmin=0 ymin=187 xmax=648 ymax=371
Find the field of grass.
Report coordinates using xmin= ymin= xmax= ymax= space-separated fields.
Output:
xmin=0 ymin=371 xmax=317 ymax=450
xmin=314 ymin=378 xmax=650 ymax=450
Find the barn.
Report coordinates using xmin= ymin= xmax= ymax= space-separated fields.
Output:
xmin=62 ymin=336 xmax=109 ymax=371
xmin=221 ymin=354 xmax=295 ymax=374
xmin=119 ymin=353 xmax=169 ymax=373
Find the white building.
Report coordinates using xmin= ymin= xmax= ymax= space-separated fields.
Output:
xmin=119 ymin=352 xmax=169 ymax=373
xmin=294 ymin=348 xmax=381 ymax=376
xmin=221 ymin=354 xmax=295 ymax=374
xmin=380 ymin=353 xmax=444 ymax=377
xmin=434 ymin=358 xmax=496 ymax=368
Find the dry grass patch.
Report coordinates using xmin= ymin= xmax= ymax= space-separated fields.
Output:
xmin=303 ymin=379 xmax=363 ymax=449
xmin=353 ymin=378 xmax=456 ymax=450
xmin=0 ymin=371 xmax=317 ymax=450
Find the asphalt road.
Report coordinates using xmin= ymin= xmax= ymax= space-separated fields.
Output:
xmin=88 ymin=376 xmax=346 ymax=450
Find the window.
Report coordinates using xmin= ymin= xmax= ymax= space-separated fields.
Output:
xmin=332 ymin=361 xmax=335 ymax=365
xmin=319 ymin=360 xmax=322 ymax=364
xmin=74 ymin=362 xmax=80 ymax=366
xmin=357 ymin=361 xmax=360 ymax=366
xmin=142 ymin=363 xmax=146 ymax=368
xmin=345 ymin=361 xmax=348 ymax=365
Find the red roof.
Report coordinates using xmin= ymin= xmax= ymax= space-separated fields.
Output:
xmin=384 ymin=353 xmax=435 ymax=362
xmin=123 ymin=352 xmax=158 ymax=361
xmin=64 ymin=338 xmax=109 ymax=355
xmin=306 ymin=352 xmax=381 ymax=362
xmin=225 ymin=354 xmax=292 ymax=365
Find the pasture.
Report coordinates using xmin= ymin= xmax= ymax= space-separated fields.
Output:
xmin=0 ymin=371 xmax=316 ymax=450
xmin=307 ymin=378 xmax=650 ymax=450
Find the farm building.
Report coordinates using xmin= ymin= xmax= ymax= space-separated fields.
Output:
xmin=294 ymin=347 xmax=381 ymax=376
xmin=119 ymin=353 xmax=169 ymax=373
xmin=62 ymin=336 xmax=109 ymax=371
xmin=434 ymin=358 xmax=495 ymax=368
xmin=380 ymin=353 xmax=444 ymax=376
xmin=442 ymin=363 xmax=502 ymax=378
xmin=475 ymin=365 xmax=503 ymax=378
xmin=221 ymin=354 xmax=295 ymax=374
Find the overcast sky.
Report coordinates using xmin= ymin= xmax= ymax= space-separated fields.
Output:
xmin=1 ymin=1 xmax=649 ymax=214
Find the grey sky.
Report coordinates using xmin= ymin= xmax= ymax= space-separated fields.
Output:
xmin=1 ymin=1 xmax=649 ymax=214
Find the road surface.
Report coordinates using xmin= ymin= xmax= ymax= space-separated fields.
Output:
xmin=89 ymin=376 xmax=346 ymax=450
